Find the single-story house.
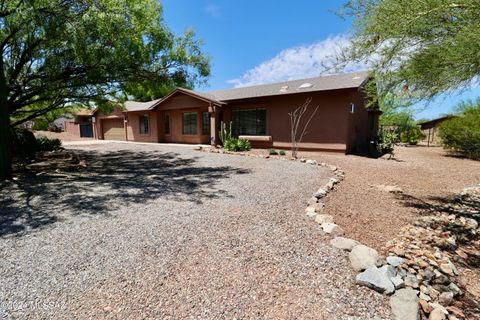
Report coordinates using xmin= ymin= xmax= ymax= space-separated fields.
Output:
xmin=64 ymin=108 xmax=95 ymax=138
xmin=70 ymin=71 xmax=380 ymax=153
xmin=418 ymin=116 xmax=456 ymax=147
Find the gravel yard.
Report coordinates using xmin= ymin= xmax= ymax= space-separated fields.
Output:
xmin=0 ymin=143 xmax=391 ymax=319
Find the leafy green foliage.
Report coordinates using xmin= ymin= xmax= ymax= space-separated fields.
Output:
xmin=438 ymin=102 xmax=480 ymax=159
xmin=36 ymin=136 xmax=62 ymax=152
xmin=223 ymin=138 xmax=251 ymax=152
xmin=268 ymin=149 xmax=279 ymax=155
xmin=340 ymin=0 xmax=480 ymax=101
xmin=377 ymin=129 xmax=398 ymax=157
xmin=1 ymin=0 xmax=210 ymax=125
xmin=219 ymin=121 xmax=232 ymax=145
xmin=279 ymin=150 xmax=286 ymax=156
xmin=400 ymin=127 xmax=425 ymax=145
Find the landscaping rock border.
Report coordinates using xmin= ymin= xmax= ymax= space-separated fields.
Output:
xmin=197 ymin=146 xmax=476 ymax=320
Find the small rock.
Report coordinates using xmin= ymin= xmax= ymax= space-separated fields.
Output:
xmin=438 ymin=292 xmax=453 ymax=306
xmin=447 ymin=283 xmax=462 ymax=296
xmin=439 ymin=261 xmax=458 ymax=276
xmin=305 ymin=159 xmax=317 ymax=165
xmin=356 ymin=266 xmax=395 ymax=294
xmin=404 ymin=274 xmax=419 ymax=289
xmin=390 ymin=276 xmax=405 ymax=289
xmin=419 ymin=299 xmax=433 ymax=314
xmin=429 ymin=308 xmax=446 ymax=320
xmin=327 ymin=165 xmax=337 ymax=171
xmin=428 ymin=303 xmax=448 ymax=315
xmin=299 ymin=158 xmax=306 ymax=163
xmin=419 ymin=292 xmax=431 ymax=302
xmin=446 ymin=306 xmax=465 ymax=318
xmin=387 ymin=256 xmax=404 ymax=267
xmin=349 ymin=245 xmax=380 ymax=271
xmin=330 ymin=237 xmax=359 ymax=251
xmin=389 ymin=288 xmax=420 ymax=320
xmin=313 ymin=188 xmax=327 ymax=199
xmin=321 ymin=223 xmax=344 ymax=236
xmin=464 ymin=217 xmax=478 ymax=229
xmin=393 ymin=247 xmax=406 ymax=257
xmin=307 ymin=197 xmax=318 ymax=206
xmin=315 ymin=214 xmax=334 ymax=225
xmin=380 ymin=264 xmax=396 ymax=278
xmin=312 ymin=202 xmax=325 ymax=212
xmin=375 ymin=184 xmax=403 ymax=193
xmin=305 ymin=207 xmax=316 ymax=218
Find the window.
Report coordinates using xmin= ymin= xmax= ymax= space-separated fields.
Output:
xmin=183 ymin=112 xmax=197 ymax=135
xmin=139 ymin=115 xmax=149 ymax=134
xmin=164 ymin=113 xmax=170 ymax=134
xmin=350 ymin=103 xmax=355 ymax=114
xmin=232 ymin=108 xmax=267 ymax=136
xmin=202 ymin=112 xmax=210 ymax=135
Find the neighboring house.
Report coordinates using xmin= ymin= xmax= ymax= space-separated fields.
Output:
xmin=418 ymin=116 xmax=456 ymax=147
xmin=64 ymin=108 xmax=95 ymax=138
xmin=86 ymin=71 xmax=378 ymax=153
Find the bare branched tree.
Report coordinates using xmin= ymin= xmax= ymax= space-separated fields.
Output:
xmin=289 ymin=97 xmax=319 ymax=158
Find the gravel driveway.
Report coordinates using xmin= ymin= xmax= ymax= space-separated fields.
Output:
xmin=0 ymin=143 xmax=391 ymax=319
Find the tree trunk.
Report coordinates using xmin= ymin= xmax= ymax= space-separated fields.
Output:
xmin=0 ymin=57 xmax=11 ymax=180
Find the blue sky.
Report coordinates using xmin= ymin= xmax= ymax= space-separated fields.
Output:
xmin=160 ymin=0 xmax=480 ymax=120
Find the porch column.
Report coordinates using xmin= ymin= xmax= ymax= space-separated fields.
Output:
xmin=209 ymin=104 xmax=218 ymax=146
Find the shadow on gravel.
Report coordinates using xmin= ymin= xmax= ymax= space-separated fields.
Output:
xmin=0 ymin=149 xmax=250 ymax=237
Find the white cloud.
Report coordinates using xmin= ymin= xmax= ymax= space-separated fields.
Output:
xmin=205 ymin=4 xmax=221 ymax=18
xmin=228 ymin=35 xmax=369 ymax=88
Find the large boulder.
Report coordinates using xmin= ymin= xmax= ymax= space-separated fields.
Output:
xmin=389 ymin=288 xmax=420 ymax=320
xmin=330 ymin=237 xmax=359 ymax=251
xmin=349 ymin=244 xmax=380 ymax=271
xmin=356 ymin=265 xmax=395 ymax=294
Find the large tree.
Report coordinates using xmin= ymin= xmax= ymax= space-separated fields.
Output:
xmin=340 ymin=0 xmax=480 ymax=101
xmin=0 ymin=0 xmax=210 ymax=179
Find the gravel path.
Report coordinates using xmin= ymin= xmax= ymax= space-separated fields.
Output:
xmin=0 ymin=143 xmax=391 ymax=319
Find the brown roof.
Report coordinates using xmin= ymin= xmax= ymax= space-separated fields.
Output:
xmin=122 ymin=71 xmax=371 ymax=111
xmin=206 ymin=71 xmax=370 ymax=101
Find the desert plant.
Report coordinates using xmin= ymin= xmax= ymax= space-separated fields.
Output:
xmin=377 ymin=128 xmax=398 ymax=158
xmin=438 ymin=104 xmax=480 ymax=159
xmin=400 ymin=126 xmax=425 ymax=145
xmin=219 ymin=121 xmax=232 ymax=144
xmin=219 ymin=121 xmax=251 ymax=152
xmin=235 ymin=138 xmax=251 ymax=151
xmin=269 ymin=149 xmax=279 ymax=155
xmin=289 ymin=97 xmax=319 ymax=158
xmin=279 ymin=150 xmax=286 ymax=156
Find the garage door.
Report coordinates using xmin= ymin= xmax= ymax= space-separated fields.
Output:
xmin=102 ymin=119 xmax=125 ymax=141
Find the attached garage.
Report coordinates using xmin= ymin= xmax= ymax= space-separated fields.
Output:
xmin=102 ymin=118 xmax=125 ymax=141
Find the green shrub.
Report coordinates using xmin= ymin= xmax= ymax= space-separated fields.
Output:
xmin=268 ymin=148 xmax=278 ymax=155
xmin=400 ymin=126 xmax=425 ymax=145
xmin=377 ymin=128 xmax=398 ymax=157
xmin=36 ymin=136 xmax=62 ymax=151
xmin=223 ymin=137 xmax=251 ymax=152
xmin=438 ymin=106 xmax=480 ymax=159
xmin=279 ymin=150 xmax=286 ymax=156
xmin=11 ymin=128 xmax=38 ymax=159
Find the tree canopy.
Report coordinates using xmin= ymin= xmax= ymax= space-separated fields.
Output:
xmin=340 ymin=0 xmax=480 ymax=101
xmin=1 ymin=0 xmax=210 ymax=125
xmin=0 ymin=0 xmax=210 ymax=178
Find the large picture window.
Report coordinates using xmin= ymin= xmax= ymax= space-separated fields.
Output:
xmin=202 ymin=112 xmax=210 ymax=135
xmin=139 ymin=115 xmax=149 ymax=134
xmin=183 ymin=112 xmax=198 ymax=135
xmin=232 ymin=108 xmax=267 ymax=136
